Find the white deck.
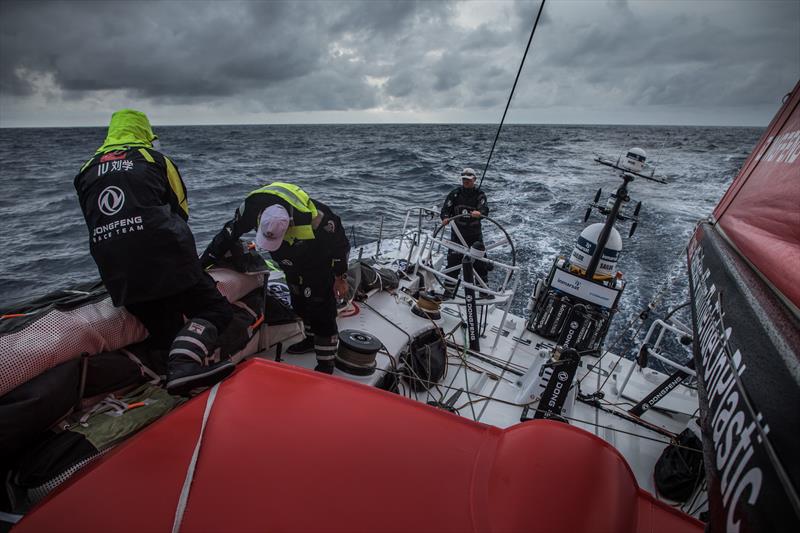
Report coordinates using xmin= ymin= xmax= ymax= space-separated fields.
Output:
xmin=250 ymin=219 xmax=704 ymax=514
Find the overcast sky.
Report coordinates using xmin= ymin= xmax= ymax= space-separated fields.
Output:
xmin=1 ymin=0 xmax=798 ymax=127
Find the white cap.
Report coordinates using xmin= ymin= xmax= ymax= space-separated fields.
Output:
xmin=461 ymin=168 xmax=477 ymax=179
xmin=256 ymin=205 xmax=291 ymax=251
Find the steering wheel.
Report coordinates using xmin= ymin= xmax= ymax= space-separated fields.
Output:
xmin=427 ymin=213 xmax=516 ymax=295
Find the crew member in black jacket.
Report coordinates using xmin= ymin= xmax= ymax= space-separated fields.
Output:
xmin=201 ymin=182 xmax=350 ymax=374
xmin=74 ymin=109 xmax=234 ymax=395
xmin=440 ymin=167 xmax=491 ymax=296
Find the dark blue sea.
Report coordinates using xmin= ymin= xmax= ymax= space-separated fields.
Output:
xmin=0 ymin=124 xmax=762 ymax=358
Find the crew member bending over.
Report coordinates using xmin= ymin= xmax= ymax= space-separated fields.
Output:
xmin=202 ymin=182 xmax=350 ymax=374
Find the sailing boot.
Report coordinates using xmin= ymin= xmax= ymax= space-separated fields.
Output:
xmin=313 ymin=333 xmax=339 ymax=374
xmin=166 ymin=319 xmax=235 ymax=396
xmin=287 ymin=327 xmax=315 ymax=354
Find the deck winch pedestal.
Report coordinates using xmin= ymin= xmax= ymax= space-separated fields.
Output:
xmin=410 ymin=292 xmax=442 ymax=320
xmin=335 ymin=330 xmax=382 ymax=376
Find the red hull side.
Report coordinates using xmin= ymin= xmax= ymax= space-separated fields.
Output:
xmin=713 ymin=80 xmax=800 ymax=312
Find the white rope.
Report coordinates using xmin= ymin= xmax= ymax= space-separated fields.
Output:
xmin=121 ymin=348 xmax=162 ymax=384
xmin=172 ymin=382 xmax=220 ymax=533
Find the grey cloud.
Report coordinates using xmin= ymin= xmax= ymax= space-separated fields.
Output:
xmin=2 ymin=1 xmax=338 ymax=98
xmin=1 ymin=0 xmax=797 ymax=126
xmin=533 ymin=1 xmax=798 ymax=108
xmin=385 ymin=72 xmax=415 ymax=99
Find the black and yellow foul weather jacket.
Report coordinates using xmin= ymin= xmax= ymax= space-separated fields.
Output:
xmin=74 ymin=109 xmax=202 ymax=306
xmin=203 ymin=182 xmax=350 ymax=277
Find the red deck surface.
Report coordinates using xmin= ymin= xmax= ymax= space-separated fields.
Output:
xmin=16 ymin=359 xmax=703 ymax=532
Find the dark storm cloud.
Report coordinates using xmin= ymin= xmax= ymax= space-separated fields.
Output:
xmin=530 ymin=0 xmax=799 ymax=108
xmin=1 ymin=1 xmax=327 ymax=97
xmin=0 ymin=0 xmax=462 ymax=110
xmin=0 ymin=0 xmax=798 ymax=124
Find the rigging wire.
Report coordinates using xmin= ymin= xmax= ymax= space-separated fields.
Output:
xmin=577 ymin=247 xmax=689 ymax=389
xmin=360 ymin=234 xmax=701 ymax=451
xmin=360 ymin=294 xmax=702 ymax=452
xmin=478 ymin=0 xmax=546 ymax=190
xmin=370 ymin=360 xmax=704 ymax=453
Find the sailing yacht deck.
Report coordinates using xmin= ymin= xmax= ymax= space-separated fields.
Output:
xmin=250 ymin=219 xmax=702 ymax=508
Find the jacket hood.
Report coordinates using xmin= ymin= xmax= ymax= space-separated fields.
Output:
xmin=96 ymin=109 xmax=158 ymax=154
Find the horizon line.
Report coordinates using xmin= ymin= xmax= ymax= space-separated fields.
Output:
xmin=0 ymin=121 xmax=767 ymax=129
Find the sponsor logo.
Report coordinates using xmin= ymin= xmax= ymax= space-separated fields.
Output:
xmin=588 ymin=290 xmax=614 ymax=304
xmin=640 ymin=374 xmax=687 ymax=412
xmin=546 ymin=370 xmax=570 ymax=409
xmin=548 ymin=300 xmax=569 ymax=334
xmin=754 ymin=129 xmax=800 ymax=164
xmin=91 ymin=215 xmax=144 ymax=243
xmin=575 ymin=237 xmax=594 ymax=255
xmin=281 ymin=259 xmax=293 ymax=267
xmin=555 ymin=276 xmax=582 ymax=291
xmin=100 ymin=151 xmax=127 ymax=162
xmin=98 ymin=186 xmax=125 ymax=216
xmin=267 ymin=281 xmax=292 ymax=306
xmin=97 ymin=159 xmax=133 ymax=177
xmin=562 ymin=319 xmax=580 ymax=347
xmin=304 ymin=287 xmax=312 ymax=298
xmin=188 ymin=322 xmax=206 ymax=335
xmin=552 ymin=269 xmax=618 ymax=309
xmin=324 ymin=220 xmax=336 ymax=233
xmin=690 ymin=245 xmax=767 ymax=532
xmin=465 ymin=292 xmax=477 ymax=341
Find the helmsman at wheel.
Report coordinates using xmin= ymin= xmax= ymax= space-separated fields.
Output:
xmin=202 ymin=183 xmax=350 ymax=374
xmin=439 ymin=168 xmax=491 ymax=295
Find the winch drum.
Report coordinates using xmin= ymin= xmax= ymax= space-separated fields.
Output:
xmin=335 ymin=330 xmax=382 ymax=376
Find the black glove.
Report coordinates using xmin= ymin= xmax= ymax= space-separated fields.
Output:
xmin=201 ymin=223 xmax=236 ymax=270
xmin=199 ymin=249 xmax=218 ymax=270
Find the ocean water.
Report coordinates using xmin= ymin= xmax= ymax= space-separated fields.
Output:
xmin=0 ymin=124 xmax=761 ymax=358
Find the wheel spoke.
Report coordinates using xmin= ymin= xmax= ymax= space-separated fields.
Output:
xmin=472 ymin=270 xmax=489 ymax=290
xmin=422 ymin=213 xmax=516 ymax=297
xmin=450 ymin=223 xmax=469 ymax=247
xmin=485 ymin=237 xmax=509 ymax=252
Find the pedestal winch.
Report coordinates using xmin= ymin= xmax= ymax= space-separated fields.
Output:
xmin=335 ymin=330 xmax=382 ymax=376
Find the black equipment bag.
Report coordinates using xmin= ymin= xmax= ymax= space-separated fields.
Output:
xmin=263 ymin=279 xmax=298 ymax=326
xmin=0 ymin=360 xmax=80 ymax=469
xmin=0 ymin=343 xmax=161 ymax=471
xmin=402 ymin=329 xmax=447 ymax=392
xmin=5 ymin=385 xmax=178 ymax=513
xmin=654 ymin=427 xmax=705 ymax=502
xmin=351 ymin=261 xmax=400 ymax=299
